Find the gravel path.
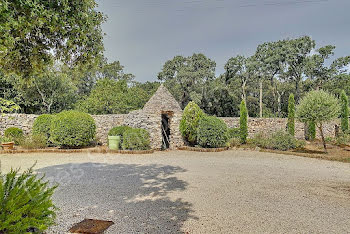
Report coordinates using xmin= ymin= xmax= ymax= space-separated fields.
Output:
xmin=1 ymin=150 xmax=350 ymax=233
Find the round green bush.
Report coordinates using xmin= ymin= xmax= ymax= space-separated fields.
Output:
xmin=32 ymin=114 xmax=54 ymax=143
xmin=197 ymin=115 xmax=228 ymax=148
xmin=180 ymin=101 xmax=204 ymax=145
xmin=50 ymin=111 xmax=96 ymax=148
xmin=122 ymin=128 xmax=150 ymax=150
xmin=4 ymin=127 xmax=24 ymax=144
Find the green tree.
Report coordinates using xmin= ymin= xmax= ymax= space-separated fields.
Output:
xmin=179 ymin=101 xmax=204 ymax=146
xmin=200 ymin=76 xmax=238 ymax=117
xmin=296 ymin=90 xmax=340 ymax=152
xmin=30 ymin=68 xmax=77 ymax=113
xmin=158 ymin=53 xmax=216 ymax=108
xmin=76 ymin=79 xmax=150 ymax=114
xmin=0 ymin=0 xmax=105 ymax=77
xmin=239 ymin=100 xmax=248 ymax=143
xmin=340 ymin=90 xmax=349 ymax=133
xmin=283 ymin=36 xmax=316 ymax=101
xmin=287 ymin=93 xmax=295 ymax=136
xmin=225 ymin=55 xmax=256 ymax=102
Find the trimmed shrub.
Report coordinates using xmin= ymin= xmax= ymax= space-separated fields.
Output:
xmin=305 ymin=120 xmax=316 ymax=141
xmin=19 ymin=134 xmax=47 ymax=149
xmin=239 ymin=100 xmax=248 ymax=144
xmin=122 ymin=128 xmax=150 ymax=150
xmin=296 ymin=90 xmax=340 ymax=152
xmin=197 ymin=115 xmax=228 ymax=148
xmin=4 ymin=127 xmax=24 ymax=144
xmin=0 ymin=166 xmax=57 ymax=233
xmin=180 ymin=101 xmax=204 ymax=146
xmin=32 ymin=114 xmax=54 ymax=144
xmin=108 ymin=125 xmax=132 ymax=145
xmin=228 ymin=127 xmax=240 ymax=139
xmin=287 ymin=93 xmax=295 ymax=136
xmin=340 ymin=90 xmax=349 ymax=133
xmin=50 ymin=110 xmax=96 ymax=148
xmin=252 ymin=130 xmax=305 ymax=151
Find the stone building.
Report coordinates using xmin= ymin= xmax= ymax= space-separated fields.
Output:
xmin=123 ymin=84 xmax=184 ymax=149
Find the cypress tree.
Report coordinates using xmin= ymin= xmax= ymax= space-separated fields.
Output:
xmin=340 ymin=90 xmax=349 ymax=133
xmin=307 ymin=120 xmax=316 ymax=140
xmin=240 ymin=100 xmax=248 ymax=144
xmin=287 ymin=93 xmax=295 ymax=136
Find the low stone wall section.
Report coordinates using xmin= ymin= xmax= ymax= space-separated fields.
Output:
xmin=220 ymin=117 xmax=339 ymax=139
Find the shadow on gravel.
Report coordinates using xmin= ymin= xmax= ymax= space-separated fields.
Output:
xmin=37 ymin=163 xmax=196 ymax=233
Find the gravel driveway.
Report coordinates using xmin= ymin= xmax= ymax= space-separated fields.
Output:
xmin=1 ymin=150 xmax=350 ymax=233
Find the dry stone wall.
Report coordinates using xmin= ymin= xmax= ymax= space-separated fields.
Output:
xmin=220 ymin=117 xmax=339 ymax=139
xmin=0 ymin=114 xmax=340 ymax=149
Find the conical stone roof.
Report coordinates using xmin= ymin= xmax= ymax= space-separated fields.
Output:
xmin=142 ymin=84 xmax=182 ymax=113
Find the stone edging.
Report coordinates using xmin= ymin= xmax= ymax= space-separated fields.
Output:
xmin=0 ymin=147 xmax=154 ymax=155
xmin=177 ymin=146 xmax=229 ymax=152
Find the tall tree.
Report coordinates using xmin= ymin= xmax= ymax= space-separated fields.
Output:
xmin=0 ymin=0 xmax=105 ymax=77
xmin=239 ymin=100 xmax=248 ymax=144
xmin=20 ymin=68 xmax=77 ymax=113
xmin=340 ymin=90 xmax=349 ymax=133
xmin=225 ymin=55 xmax=256 ymax=103
xmin=158 ymin=53 xmax=216 ymax=108
xmin=287 ymin=93 xmax=295 ymax=136
xmin=283 ymin=36 xmax=316 ymax=100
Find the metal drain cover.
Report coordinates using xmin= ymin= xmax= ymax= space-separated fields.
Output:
xmin=69 ymin=219 xmax=114 ymax=233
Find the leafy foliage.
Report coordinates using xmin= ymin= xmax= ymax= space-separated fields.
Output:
xmin=32 ymin=114 xmax=54 ymax=144
xmin=19 ymin=133 xmax=47 ymax=149
xmin=108 ymin=125 xmax=132 ymax=145
xmin=75 ymin=79 xmax=155 ymax=114
xmin=122 ymin=128 xmax=150 ymax=150
xmin=50 ymin=111 xmax=96 ymax=148
xmin=158 ymin=53 xmax=216 ymax=108
xmin=305 ymin=121 xmax=316 ymax=141
xmin=239 ymin=100 xmax=248 ymax=143
xmin=287 ymin=93 xmax=295 ymax=136
xmin=0 ymin=166 xmax=57 ymax=233
xmin=197 ymin=115 xmax=228 ymax=148
xmin=296 ymin=90 xmax=340 ymax=124
xmin=4 ymin=127 xmax=23 ymax=144
xmin=296 ymin=90 xmax=341 ymax=151
xmin=228 ymin=128 xmax=241 ymax=139
xmin=340 ymin=90 xmax=349 ymax=133
xmin=0 ymin=98 xmax=20 ymax=115
xmin=0 ymin=0 xmax=105 ymax=77
xmin=252 ymin=131 xmax=305 ymax=151
xmin=179 ymin=101 xmax=204 ymax=146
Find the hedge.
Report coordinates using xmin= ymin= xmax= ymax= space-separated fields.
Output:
xmin=122 ymin=128 xmax=150 ymax=150
xmin=32 ymin=114 xmax=54 ymax=144
xmin=50 ymin=111 xmax=96 ymax=148
xmin=197 ymin=115 xmax=228 ymax=148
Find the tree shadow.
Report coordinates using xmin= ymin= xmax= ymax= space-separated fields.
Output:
xmin=37 ymin=163 xmax=196 ymax=233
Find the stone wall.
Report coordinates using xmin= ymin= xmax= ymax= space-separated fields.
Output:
xmin=0 ymin=114 xmax=127 ymax=145
xmin=0 ymin=114 xmax=340 ymax=148
xmin=220 ymin=117 xmax=339 ymax=139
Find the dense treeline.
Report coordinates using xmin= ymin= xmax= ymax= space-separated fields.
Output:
xmin=1 ymin=37 xmax=349 ymax=116
xmin=159 ymin=36 xmax=350 ymax=117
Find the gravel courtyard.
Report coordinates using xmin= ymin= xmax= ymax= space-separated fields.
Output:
xmin=1 ymin=150 xmax=350 ymax=233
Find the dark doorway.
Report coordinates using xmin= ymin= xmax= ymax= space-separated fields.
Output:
xmin=161 ymin=114 xmax=170 ymax=149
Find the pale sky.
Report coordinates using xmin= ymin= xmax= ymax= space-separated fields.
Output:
xmin=97 ymin=0 xmax=350 ymax=82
